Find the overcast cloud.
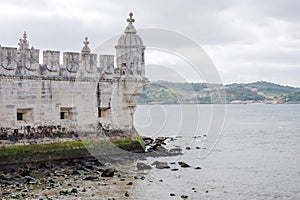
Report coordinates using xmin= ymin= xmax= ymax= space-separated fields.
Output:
xmin=0 ymin=0 xmax=299 ymax=86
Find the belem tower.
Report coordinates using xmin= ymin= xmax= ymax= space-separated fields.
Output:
xmin=0 ymin=13 xmax=148 ymax=144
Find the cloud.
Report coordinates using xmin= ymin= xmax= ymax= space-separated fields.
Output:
xmin=0 ymin=0 xmax=299 ymax=86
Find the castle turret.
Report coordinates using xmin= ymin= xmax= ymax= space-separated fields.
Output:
xmin=115 ymin=12 xmax=145 ymax=77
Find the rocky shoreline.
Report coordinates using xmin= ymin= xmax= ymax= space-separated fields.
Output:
xmin=0 ymin=136 xmax=199 ymax=199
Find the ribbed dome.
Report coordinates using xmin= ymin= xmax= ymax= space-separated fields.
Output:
xmin=117 ymin=33 xmax=143 ymax=47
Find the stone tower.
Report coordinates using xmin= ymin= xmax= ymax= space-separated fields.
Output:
xmin=115 ymin=12 xmax=145 ymax=77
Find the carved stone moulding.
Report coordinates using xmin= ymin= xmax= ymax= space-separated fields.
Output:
xmin=23 ymin=48 xmax=40 ymax=71
xmin=81 ymin=53 xmax=97 ymax=73
xmin=63 ymin=52 xmax=80 ymax=73
xmin=43 ymin=50 xmax=60 ymax=72
xmin=0 ymin=47 xmax=18 ymax=70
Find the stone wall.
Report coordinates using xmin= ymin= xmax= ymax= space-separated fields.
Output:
xmin=0 ymin=13 xmax=149 ymax=145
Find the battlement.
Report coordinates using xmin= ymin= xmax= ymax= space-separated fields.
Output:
xmin=0 ymin=32 xmax=116 ymax=80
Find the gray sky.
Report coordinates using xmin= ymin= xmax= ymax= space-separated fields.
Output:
xmin=0 ymin=0 xmax=299 ymax=86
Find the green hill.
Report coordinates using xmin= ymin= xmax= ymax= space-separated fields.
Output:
xmin=138 ymin=81 xmax=299 ymax=104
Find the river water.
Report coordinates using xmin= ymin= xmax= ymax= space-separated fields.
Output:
xmin=131 ymin=104 xmax=300 ymax=200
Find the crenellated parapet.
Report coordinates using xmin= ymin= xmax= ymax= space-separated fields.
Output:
xmin=0 ymin=32 xmax=115 ymax=81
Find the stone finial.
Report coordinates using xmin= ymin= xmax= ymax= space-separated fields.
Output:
xmin=81 ymin=37 xmax=91 ymax=54
xmin=127 ymin=12 xmax=135 ymax=23
xmin=18 ymin=31 xmax=29 ymax=50
xmin=124 ymin=12 xmax=137 ymax=34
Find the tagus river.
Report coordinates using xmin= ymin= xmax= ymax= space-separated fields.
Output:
xmin=132 ymin=104 xmax=300 ymax=200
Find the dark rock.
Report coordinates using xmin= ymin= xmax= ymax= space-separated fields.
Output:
xmin=155 ymin=136 xmax=169 ymax=144
xmin=181 ymin=195 xmax=188 ymax=199
xmin=134 ymin=175 xmax=145 ymax=180
xmin=137 ymin=162 xmax=152 ymax=170
xmin=170 ymin=193 xmax=176 ymax=196
xmin=195 ymin=146 xmax=200 ymax=149
xmin=178 ymin=161 xmax=191 ymax=168
xmin=23 ymin=176 xmax=35 ymax=184
xmin=81 ymin=161 xmax=95 ymax=170
xmin=83 ymin=176 xmax=99 ymax=181
xmin=171 ymin=168 xmax=179 ymax=171
xmin=205 ymin=190 xmax=209 ymax=193
xmin=152 ymin=161 xmax=170 ymax=169
xmin=2 ymin=191 xmax=11 ymax=196
xmin=127 ymin=182 xmax=133 ymax=185
xmin=39 ymin=162 xmax=52 ymax=169
xmin=142 ymin=137 xmax=154 ymax=146
xmin=185 ymin=146 xmax=191 ymax=150
xmin=101 ymin=169 xmax=115 ymax=177
xmin=72 ymin=170 xmax=86 ymax=176
xmin=169 ymin=147 xmax=182 ymax=154
xmin=19 ymin=169 xmax=31 ymax=177
xmin=82 ymin=188 xmax=86 ymax=192
xmin=124 ymin=191 xmax=129 ymax=197
xmin=44 ymin=171 xmax=51 ymax=177
xmin=170 ymin=162 xmax=176 ymax=164
xmin=194 ymin=167 xmax=202 ymax=170
xmin=59 ymin=190 xmax=69 ymax=195
xmin=70 ymin=188 xmax=78 ymax=194
xmin=48 ymin=178 xmax=57 ymax=184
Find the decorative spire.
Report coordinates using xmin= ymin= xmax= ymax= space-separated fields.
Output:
xmin=18 ymin=31 xmax=29 ymax=50
xmin=124 ymin=12 xmax=137 ymax=34
xmin=127 ymin=12 xmax=135 ymax=23
xmin=81 ymin=37 xmax=91 ymax=54
xmin=23 ymin=31 xmax=28 ymax=43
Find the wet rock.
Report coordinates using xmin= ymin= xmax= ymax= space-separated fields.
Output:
xmin=59 ymin=190 xmax=69 ymax=195
xmin=151 ymin=161 xmax=170 ymax=169
xmin=170 ymin=193 xmax=176 ymax=196
xmin=155 ymin=136 xmax=169 ymax=144
xmin=137 ymin=162 xmax=152 ymax=170
xmin=134 ymin=175 xmax=145 ymax=180
xmin=2 ymin=191 xmax=11 ymax=196
xmin=181 ymin=195 xmax=188 ymax=199
xmin=72 ymin=169 xmax=86 ymax=176
xmin=23 ymin=176 xmax=35 ymax=184
xmin=48 ymin=178 xmax=57 ymax=184
xmin=124 ymin=191 xmax=129 ymax=197
xmin=19 ymin=169 xmax=31 ymax=177
xmin=83 ymin=176 xmax=99 ymax=181
xmin=101 ymin=169 xmax=115 ymax=177
xmin=169 ymin=147 xmax=182 ymax=154
xmin=39 ymin=162 xmax=52 ymax=169
xmin=178 ymin=161 xmax=191 ymax=168
xmin=70 ymin=188 xmax=78 ymax=194
xmin=142 ymin=137 xmax=154 ymax=146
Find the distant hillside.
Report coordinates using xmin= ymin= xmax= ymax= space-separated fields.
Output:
xmin=282 ymin=89 xmax=300 ymax=103
xmin=138 ymin=81 xmax=300 ymax=104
